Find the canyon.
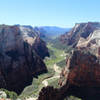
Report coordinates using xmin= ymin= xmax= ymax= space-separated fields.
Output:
xmin=0 ymin=22 xmax=100 ymax=100
xmin=38 ymin=22 xmax=100 ymax=100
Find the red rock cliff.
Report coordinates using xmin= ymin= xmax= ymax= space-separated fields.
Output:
xmin=0 ymin=25 xmax=49 ymax=94
xmin=59 ymin=50 xmax=100 ymax=100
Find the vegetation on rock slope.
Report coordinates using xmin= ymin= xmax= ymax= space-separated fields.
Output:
xmin=19 ymin=41 xmax=68 ymax=99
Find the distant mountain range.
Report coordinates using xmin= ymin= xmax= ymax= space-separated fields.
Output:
xmin=15 ymin=25 xmax=71 ymax=39
xmin=35 ymin=26 xmax=71 ymax=38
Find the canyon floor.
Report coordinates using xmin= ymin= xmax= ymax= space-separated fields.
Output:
xmin=25 ymin=64 xmax=61 ymax=100
xmin=19 ymin=43 xmax=67 ymax=100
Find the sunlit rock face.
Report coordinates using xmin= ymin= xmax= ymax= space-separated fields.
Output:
xmin=19 ymin=25 xmax=50 ymax=59
xmin=0 ymin=25 xmax=49 ymax=94
xmin=60 ymin=22 xmax=100 ymax=53
xmin=59 ymin=50 xmax=100 ymax=100
xmin=76 ymin=29 xmax=100 ymax=57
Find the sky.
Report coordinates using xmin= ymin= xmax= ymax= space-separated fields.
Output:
xmin=0 ymin=0 xmax=100 ymax=27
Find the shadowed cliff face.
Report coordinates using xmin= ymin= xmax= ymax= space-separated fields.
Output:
xmin=0 ymin=25 xmax=49 ymax=94
xmin=59 ymin=50 xmax=100 ymax=100
xmin=38 ymin=50 xmax=100 ymax=100
xmin=32 ymin=37 xmax=49 ymax=59
xmin=38 ymin=86 xmax=60 ymax=100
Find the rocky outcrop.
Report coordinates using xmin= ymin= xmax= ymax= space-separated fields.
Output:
xmin=32 ymin=37 xmax=49 ymax=59
xmin=19 ymin=25 xmax=49 ymax=58
xmin=38 ymin=86 xmax=60 ymax=100
xmin=60 ymin=22 xmax=100 ymax=47
xmin=60 ymin=22 xmax=100 ymax=57
xmin=0 ymin=25 xmax=49 ymax=94
xmin=76 ymin=29 xmax=100 ymax=57
xmin=38 ymin=86 xmax=72 ymax=100
xmin=59 ymin=50 xmax=100 ymax=100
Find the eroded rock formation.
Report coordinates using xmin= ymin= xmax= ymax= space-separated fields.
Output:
xmin=0 ymin=25 xmax=49 ymax=94
xmin=59 ymin=50 xmax=100 ymax=100
xmin=60 ymin=22 xmax=100 ymax=47
xmin=38 ymin=50 xmax=100 ymax=100
xmin=60 ymin=22 xmax=100 ymax=57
